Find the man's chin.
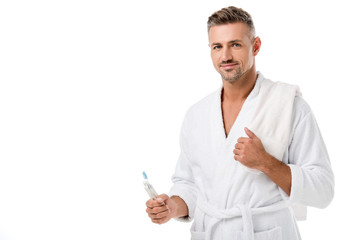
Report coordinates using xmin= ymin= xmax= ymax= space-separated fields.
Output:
xmin=221 ymin=73 xmax=241 ymax=83
xmin=219 ymin=69 xmax=244 ymax=83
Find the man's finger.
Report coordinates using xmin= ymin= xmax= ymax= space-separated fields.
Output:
xmin=151 ymin=217 xmax=168 ymax=224
xmin=146 ymin=194 xmax=169 ymax=208
xmin=146 ymin=199 xmax=163 ymax=208
xmin=234 ymin=142 xmax=244 ymax=149
xmin=244 ymin=127 xmax=257 ymax=139
xmin=233 ymin=148 xmax=241 ymax=155
xmin=148 ymin=209 xmax=170 ymax=219
xmin=156 ymin=194 xmax=169 ymax=204
xmin=146 ymin=205 xmax=169 ymax=214
xmin=237 ymin=137 xmax=249 ymax=143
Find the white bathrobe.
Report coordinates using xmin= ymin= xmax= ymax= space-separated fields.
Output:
xmin=169 ymin=72 xmax=334 ymax=240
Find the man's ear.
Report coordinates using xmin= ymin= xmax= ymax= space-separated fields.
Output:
xmin=253 ymin=37 xmax=261 ymax=56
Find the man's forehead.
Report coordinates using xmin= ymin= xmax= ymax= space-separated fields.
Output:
xmin=208 ymin=22 xmax=251 ymax=44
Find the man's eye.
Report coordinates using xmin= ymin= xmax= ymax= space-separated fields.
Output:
xmin=213 ymin=46 xmax=222 ymax=50
xmin=233 ymin=43 xmax=241 ymax=47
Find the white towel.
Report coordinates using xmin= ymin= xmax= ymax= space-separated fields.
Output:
xmin=246 ymin=75 xmax=307 ymax=221
xmin=248 ymin=77 xmax=301 ymax=161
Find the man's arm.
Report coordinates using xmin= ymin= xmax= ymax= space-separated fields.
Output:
xmin=145 ymin=108 xmax=198 ymax=224
xmin=234 ymin=115 xmax=334 ymax=209
xmin=233 ymin=127 xmax=291 ymax=195
xmin=258 ymin=154 xmax=292 ymax=195
xmin=146 ymin=195 xmax=188 ymax=224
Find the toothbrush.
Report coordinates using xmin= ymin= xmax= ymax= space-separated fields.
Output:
xmin=143 ymin=171 xmax=158 ymax=200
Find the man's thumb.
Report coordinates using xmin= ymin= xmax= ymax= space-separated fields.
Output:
xmin=244 ymin=127 xmax=257 ymax=139
xmin=156 ymin=194 xmax=169 ymax=203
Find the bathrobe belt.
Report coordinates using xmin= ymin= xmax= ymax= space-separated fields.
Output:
xmin=196 ymin=198 xmax=290 ymax=240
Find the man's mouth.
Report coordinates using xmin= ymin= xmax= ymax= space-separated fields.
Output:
xmin=220 ymin=63 xmax=238 ymax=70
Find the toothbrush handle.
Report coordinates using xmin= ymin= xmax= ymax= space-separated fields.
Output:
xmin=145 ymin=183 xmax=158 ymax=200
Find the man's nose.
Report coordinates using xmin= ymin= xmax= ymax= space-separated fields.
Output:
xmin=221 ymin=47 xmax=233 ymax=62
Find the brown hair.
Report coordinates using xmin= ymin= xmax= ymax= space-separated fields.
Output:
xmin=207 ymin=6 xmax=255 ymax=38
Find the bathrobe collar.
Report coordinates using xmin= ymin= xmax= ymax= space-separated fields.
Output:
xmin=214 ymin=72 xmax=265 ymax=142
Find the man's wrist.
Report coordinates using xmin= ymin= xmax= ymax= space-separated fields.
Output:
xmin=258 ymin=153 xmax=276 ymax=173
xmin=170 ymin=195 xmax=189 ymax=219
xmin=257 ymin=153 xmax=292 ymax=195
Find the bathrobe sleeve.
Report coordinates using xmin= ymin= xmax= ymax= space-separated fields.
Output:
xmin=285 ymin=97 xmax=335 ymax=208
xmin=169 ymin=109 xmax=198 ymax=222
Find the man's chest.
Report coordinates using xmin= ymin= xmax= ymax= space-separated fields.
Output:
xmin=221 ymin=102 xmax=244 ymax=138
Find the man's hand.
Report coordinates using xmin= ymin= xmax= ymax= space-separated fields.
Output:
xmin=146 ymin=194 xmax=189 ymax=224
xmin=233 ymin=127 xmax=268 ymax=170
xmin=146 ymin=194 xmax=176 ymax=224
xmin=146 ymin=194 xmax=174 ymax=224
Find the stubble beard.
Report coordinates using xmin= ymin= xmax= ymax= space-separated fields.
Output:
xmin=219 ymin=66 xmax=244 ymax=83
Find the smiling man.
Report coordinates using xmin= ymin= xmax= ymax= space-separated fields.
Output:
xmin=145 ymin=6 xmax=334 ymax=240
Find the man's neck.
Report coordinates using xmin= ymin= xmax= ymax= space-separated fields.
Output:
xmin=221 ymin=68 xmax=257 ymax=103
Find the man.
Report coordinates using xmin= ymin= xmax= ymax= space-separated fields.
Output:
xmin=145 ymin=6 xmax=334 ymax=240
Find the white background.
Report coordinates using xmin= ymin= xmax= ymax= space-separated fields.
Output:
xmin=0 ymin=0 xmax=359 ymax=239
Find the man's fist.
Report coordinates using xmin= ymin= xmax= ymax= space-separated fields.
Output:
xmin=233 ymin=127 xmax=268 ymax=170
xmin=145 ymin=194 xmax=174 ymax=224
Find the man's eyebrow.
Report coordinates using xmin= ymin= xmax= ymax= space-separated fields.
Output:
xmin=210 ymin=39 xmax=244 ymax=46
xmin=229 ymin=39 xmax=244 ymax=44
xmin=210 ymin=42 xmax=221 ymax=47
